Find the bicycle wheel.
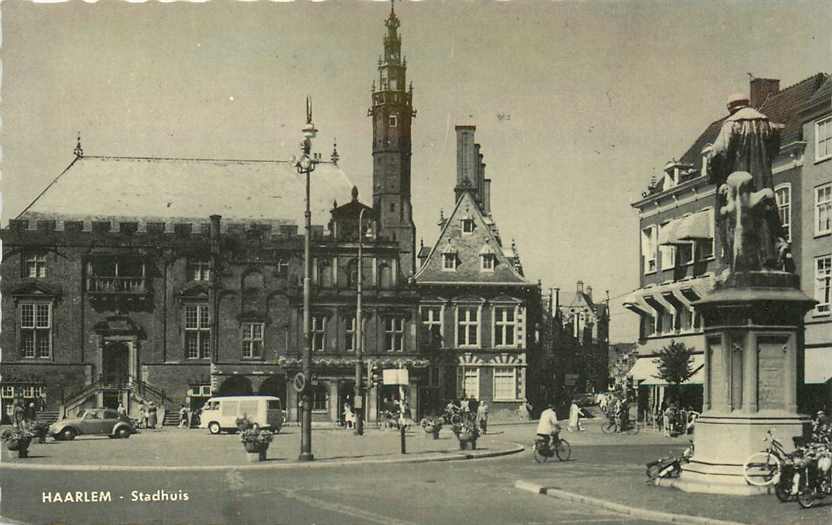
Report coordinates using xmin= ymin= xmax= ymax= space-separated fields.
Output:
xmin=450 ymin=413 xmax=462 ymax=426
xmin=774 ymin=480 xmax=793 ymax=502
xmin=533 ymin=444 xmax=549 ymax=464
xmin=742 ymin=452 xmax=781 ymax=487
xmin=601 ymin=421 xmax=616 ymax=434
xmin=646 ymin=463 xmax=662 ymax=480
xmin=797 ymin=483 xmax=816 ymax=509
xmin=555 ymin=439 xmax=571 ymax=461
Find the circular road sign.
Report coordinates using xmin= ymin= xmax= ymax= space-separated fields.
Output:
xmin=293 ymin=372 xmax=306 ymax=393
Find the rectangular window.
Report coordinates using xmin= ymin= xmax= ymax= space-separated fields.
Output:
xmin=641 ymin=226 xmax=657 ymax=273
xmin=19 ymin=303 xmax=51 ymax=359
xmin=481 ymin=254 xmax=495 ymax=271
xmin=775 ymin=185 xmax=791 ymax=242
xmin=344 ymin=315 xmax=356 ymax=352
xmin=659 ymin=222 xmax=675 ymax=270
xmin=677 ymin=242 xmax=694 ymax=266
xmin=430 ymin=366 xmax=441 ymax=387
xmin=388 ymin=114 xmax=398 ymax=127
xmin=241 ymin=322 xmax=264 ymax=359
xmin=493 ymin=367 xmax=517 ymax=401
xmin=494 ymin=306 xmax=516 ymax=347
xmin=311 ymin=386 xmax=327 ymax=411
xmin=457 ymin=306 xmax=479 ymax=347
xmin=1 ymin=386 xmax=15 ymax=398
xmin=817 ymin=116 xmax=832 ymax=162
xmin=384 ymin=316 xmax=405 ymax=352
xmin=22 ymin=386 xmax=35 ymax=398
xmin=816 ymin=255 xmax=832 ymax=314
xmin=311 ymin=316 xmax=327 ymax=352
xmin=463 ymin=368 xmax=479 ymax=399
xmin=421 ymin=306 xmax=443 ymax=346
xmin=184 ymin=304 xmax=210 ymax=359
xmin=189 ymin=260 xmax=211 ymax=281
xmin=462 ymin=219 xmax=474 ymax=234
xmin=699 ymin=211 xmax=715 ymax=260
xmin=25 ymin=253 xmax=47 ymax=279
xmin=816 ymin=184 xmax=832 ymax=236
xmin=442 ymin=253 xmax=457 ymax=271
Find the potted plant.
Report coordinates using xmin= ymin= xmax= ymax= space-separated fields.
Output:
xmin=420 ymin=416 xmax=443 ymax=439
xmin=452 ymin=418 xmax=479 ymax=450
xmin=2 ymin=428 xmax=34 ymax=458
xmin=239 ymin=425 xmax=273 ymax=462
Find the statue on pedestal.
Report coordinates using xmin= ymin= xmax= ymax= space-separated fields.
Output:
xmin=707 ymin=94 xmax=791 ymax=277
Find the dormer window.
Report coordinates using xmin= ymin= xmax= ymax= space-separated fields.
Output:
xmin=481 ymin=254 xmax=496 ymax=271
xmin=24 ymin=253 xmax=47 ymax=279
xmin=442 ymin=253 xmax=457 ymax=271
xmin=388 ymin=114 xmax=398 ymax=127
xmin=462 ymin=218 xmax=474 ymax=234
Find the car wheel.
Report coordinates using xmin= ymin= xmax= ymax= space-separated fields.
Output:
xmin=61 ymin=428 xmax=77 ymax=441
xmin=116 ymin=427 xmax=131 ymax=439
xmin=208 ymin=422 xmax=221 ymax=435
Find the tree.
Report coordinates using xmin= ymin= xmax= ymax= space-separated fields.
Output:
xmin=655 ymin=340 xmax=694 ymax=394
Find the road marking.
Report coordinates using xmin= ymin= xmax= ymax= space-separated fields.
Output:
xmin=275 ymin=488 xmax=418 ymax=525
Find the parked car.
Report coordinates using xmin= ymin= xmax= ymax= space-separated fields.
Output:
xmin=199 ymin=396 xmax=284 ymax=435
xmin=574 ymin=393 xmax=599 ymax=407
xmin=50 ymin=408 xmax=135 ymax=440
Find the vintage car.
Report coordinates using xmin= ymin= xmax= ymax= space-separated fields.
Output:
xmin=50 ymin=408 xmax=135 ymax=440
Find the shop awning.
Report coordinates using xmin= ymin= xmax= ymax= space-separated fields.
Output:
xmin=624 ymin=276 xmax=715 ymax=318
xmin=675 ymin=211 xmax=712 ymax=240
xmin=805 ymin=348 xmax=832 ymax=384
xmin=641 ymin=354 xmax=705 ymax=385
xmin=628 ymin=357 xmax=660 ymax=382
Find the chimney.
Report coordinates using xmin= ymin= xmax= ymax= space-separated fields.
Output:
xmin=482 ymin=176 xmax=491 ymax=215
xmin=477 ymin=149 xmax=485 ymax=205
xmin=455 ymin=125 xmax=476 ymax=201
xmin=750 ymin=77 xmax=779 ymax=109
xmin=577 ymin=280 xmax=584 ymax=294
xmin=209 ymin=215 xmax=222 ymax=255
xmin=586 ymin=286 xmax=593 ymax=301
xmin=473 ymin=143 xmax=482 ymax=202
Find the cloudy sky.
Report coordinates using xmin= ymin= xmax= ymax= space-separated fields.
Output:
xmin=1 ymin=0 xmax=830 ymax=342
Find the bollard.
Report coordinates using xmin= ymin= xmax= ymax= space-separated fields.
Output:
xmin=400 ymin=425 xmax=406 ymax=454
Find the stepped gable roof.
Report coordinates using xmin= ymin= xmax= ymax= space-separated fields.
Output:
xmin=414 ymin=191 xmax=528 ymax=285
xmin=17 ymin=155 xmax=354 ymax=226
xmin=677 ymin=73 xmax=830 ymax=170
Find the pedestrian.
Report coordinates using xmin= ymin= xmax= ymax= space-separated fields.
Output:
xmin=25 ymin=401 xmax=37 ymax=426
xmin=148 ymin=402 xmax=158 ymax=430
xmin=525 ymin=398 xmax=534 ymax=420
xmin=477 ymin=401 xmax=489 ymax=434
xmin=467 ymin=396 xmax=479 ymax=416
xmin=343 ymin=402 xmax=354 ymax=430
xmin=568 ymin=399 xmax=585 ymax=432
xmin=139 ymin=404 xmax=147 ymax=429
xmin=13 ymin=399 xmax=26 ymax=430
xmin=663 ymin=402 xmax=675 ymax=437
xmin=178 ymin=404 xmax=189 ymax=429
xmin=117 ymin=402 xmax=127 ymax=417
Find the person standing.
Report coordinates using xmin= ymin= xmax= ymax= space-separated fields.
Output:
xmin=139 ymin=404 xmax=147 ymax=429
xmin=117 ymin=402 xmax=127 ymax=418
xmin=178 ymin=404 xmax=189 ymax=429
xmin=147 ymin=402 xmax=158 ymax=430
xmin=477 ymin=401 xmax=489 ymax=434
xmin=13 ymin=399 xmax=26 ymax=430
xmin=568 ymin=400 xmax=585 ymax=432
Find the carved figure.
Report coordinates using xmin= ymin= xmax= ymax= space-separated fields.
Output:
xmin=707 ymin=94 xmax=790 ymax=275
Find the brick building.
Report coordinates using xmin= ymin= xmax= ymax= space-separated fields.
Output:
xmin=414 ymin=125 xmax=542 ymax=418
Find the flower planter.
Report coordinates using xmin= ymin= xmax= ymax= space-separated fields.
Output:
xmin=4 ymin=437 xmax=32 ymax=458
xmin=243 ymin=442 xmax=268 ymax=462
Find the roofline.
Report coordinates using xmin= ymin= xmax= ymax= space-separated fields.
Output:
xmin=82 ymin=155 xmax=298 ymax=164
xmin=415 ymin=281 xmax=534 ymax=287
xmin=16 ymin=156 xmax=81 ymax=220
xmin=630 ymin=173 xmax=709 ymax=208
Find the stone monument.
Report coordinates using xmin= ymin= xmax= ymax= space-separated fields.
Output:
xmin=670 ymin=94 xmax=815 ymax=495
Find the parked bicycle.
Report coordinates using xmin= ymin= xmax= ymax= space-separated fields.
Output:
xmin=533 ymin=434 xmax=571 ymax=463
xmin=742 ymin=430 xmax=790 ymax=487
xmin=601 ymin=415 xmax=639 ymax=435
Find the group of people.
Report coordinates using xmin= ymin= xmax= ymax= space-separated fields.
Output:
xmin=444 ymin=397 xmax=490 ymax=433
xmin=601 ymin=394 xmax=632 ymax=432
xmin=135 ymin=402 xmax=160 ymax=430
xmin=659 ymin=401 xmax=696 ymax=437
xmin=11 ymin=397 xmax=47 ymax=431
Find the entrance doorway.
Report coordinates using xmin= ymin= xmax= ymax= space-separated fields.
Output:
xmin=102 ymin=342 xmax=130 ymax=386
xmin=103 ymin=391 xmax=121 ymax=409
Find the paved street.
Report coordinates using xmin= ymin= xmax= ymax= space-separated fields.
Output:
xmin=5 ymin=422 xmax=828 ymax=525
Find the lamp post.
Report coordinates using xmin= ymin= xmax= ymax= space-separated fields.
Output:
xmin=295 ymin=97 xmax=320 ymax=462
xmin=354 ymin=208 xmax=367 ymax=435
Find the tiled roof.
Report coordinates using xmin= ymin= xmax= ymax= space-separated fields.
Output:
xmin=677 ymin=73 xmax=830 ymax=171
xmin=414 ymin=190 xmax=527 ymax=285
xmin=17 ymin=155 xmax=354 ymax=227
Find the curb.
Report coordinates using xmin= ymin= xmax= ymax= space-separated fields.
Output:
xmin=0 ymin=443 xmax=524 ymax=473
xmin=513 ymin=480 xmax=748 ymax=525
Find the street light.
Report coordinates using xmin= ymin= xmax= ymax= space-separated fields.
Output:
xmin=295 ymin=97 xmax=319 ymax=462
xmin=354 ymin=207 xmax=368 ymax=435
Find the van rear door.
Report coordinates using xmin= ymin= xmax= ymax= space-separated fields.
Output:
xmin=266 ymin=399 xmax=283 ymax=429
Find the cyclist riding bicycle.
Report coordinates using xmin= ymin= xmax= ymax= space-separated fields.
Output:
xmin=536 ymin=402 xmax=560 ymax=449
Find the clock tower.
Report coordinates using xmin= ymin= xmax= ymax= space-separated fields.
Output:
xmin=369 ymin=2 xmax=416 ymax=275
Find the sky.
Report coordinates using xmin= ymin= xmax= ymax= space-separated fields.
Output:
xmin=1 ymin=0 xmax=830 ymax=343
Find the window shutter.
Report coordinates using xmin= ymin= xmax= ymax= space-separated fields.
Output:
xmin=516 ymin=306 xmax=526 ymax=348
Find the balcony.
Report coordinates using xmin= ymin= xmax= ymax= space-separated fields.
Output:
xmin=87 ymin=276 xmax=147 ymax=294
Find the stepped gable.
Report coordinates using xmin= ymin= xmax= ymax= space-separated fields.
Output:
xmin=414 ymin=190 xmax=527 ymax=285
xmin=16 ymin=155 xmax=354 ymax=228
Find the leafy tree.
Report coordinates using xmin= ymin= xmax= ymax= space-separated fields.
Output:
xmin=656 ymin=340 xmax=694 ymax=393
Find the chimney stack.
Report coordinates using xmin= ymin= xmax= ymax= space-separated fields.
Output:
xmin=586 ymin=286 xmax=593 ymax=301
xmin=750 ymin=77 xmax=779 ymax=108
xmin=577 ymin=280 xmax=584 ymax=294
xmin=455 ymin=125 xmax=477 ymax=202
xmin=482 ymin=177 xmax=491 ymax=215
xmin=209 ymin=215 xmax=222 ymax=255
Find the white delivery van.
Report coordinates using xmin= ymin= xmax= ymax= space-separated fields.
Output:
xmin=199 ymin=396 xmax=284 ymax=435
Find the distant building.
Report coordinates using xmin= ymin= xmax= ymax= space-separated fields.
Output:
xmin=609 ymin=343 xmax=638 ymax=391
xmin=414 ymin=125 xmax=542 ymax=418
xmin=626 ymin=72 xmax=831 ymax=414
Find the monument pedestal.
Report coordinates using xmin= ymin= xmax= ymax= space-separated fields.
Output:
xmin=672 ymin=272 xmax=813 ymax=495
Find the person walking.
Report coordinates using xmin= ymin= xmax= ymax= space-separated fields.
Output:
xmin=568 ymin=400 xmax=585 ymax=432
xmin=477 ymin=401 xmax=489 ymax=434
xmin=147 ymin=402 xmax=158 ymax=430
xmin=13 ymin=399 xmax=26 ymax=430
xmin=178 ymin=404 xmax=189 ymax=429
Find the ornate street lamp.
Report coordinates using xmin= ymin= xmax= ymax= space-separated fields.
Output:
xmin=354 ymin=207 xmax=368 ymax=436
xmin=295 ymin=97 xmax=320 ymax=462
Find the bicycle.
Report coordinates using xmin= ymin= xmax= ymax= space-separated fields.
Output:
xmin=742 ymin=429 xmax=789 ymax=487
xmin=533 ymin=434 xmax=572 ymax=463
xmin=601 ymin=417 xmax=639 ymax=435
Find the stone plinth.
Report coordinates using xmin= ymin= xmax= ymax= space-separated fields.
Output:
xmin=673 ymin=272 xmax=814 ymax=495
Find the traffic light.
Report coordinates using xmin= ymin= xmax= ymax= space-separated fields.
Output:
xmin=369 ymin=364 xmax=383 ymax=387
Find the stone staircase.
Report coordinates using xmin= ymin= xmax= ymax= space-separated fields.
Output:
xmin=162 ymin=409 xmax=180 ymax=427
